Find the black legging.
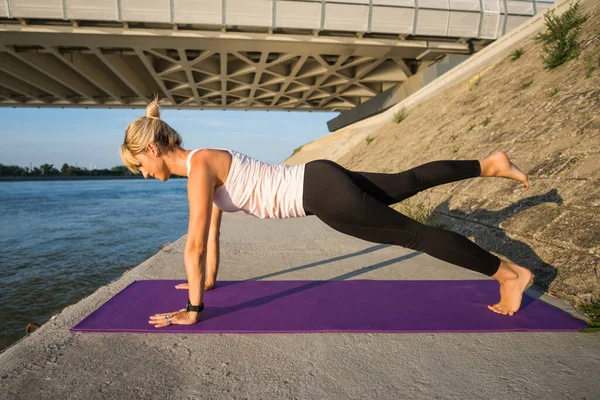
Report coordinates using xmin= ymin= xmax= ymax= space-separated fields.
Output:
xmin=302 ymin=159 xmax=501 ymax=276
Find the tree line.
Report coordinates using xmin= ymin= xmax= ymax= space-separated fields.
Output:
xmin=0 ymin=163 xmax=134 ymax=177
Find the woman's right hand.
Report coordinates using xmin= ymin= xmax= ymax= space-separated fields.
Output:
xmin=175 ymin=282 xmax=215 ymax=291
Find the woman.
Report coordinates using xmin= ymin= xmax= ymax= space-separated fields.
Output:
xmin=120 ymin=98 xmax=533 ymax=329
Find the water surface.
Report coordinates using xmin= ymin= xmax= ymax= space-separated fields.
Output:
xmin=0 ymin=179 xmax=189 ymax=352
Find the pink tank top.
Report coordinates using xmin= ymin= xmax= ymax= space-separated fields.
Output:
xmin=186 ymin=148 xmax=307 ymax=219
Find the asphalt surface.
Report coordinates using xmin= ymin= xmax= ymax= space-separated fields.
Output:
xmin=1 ymin=213 xmax=599 ymax=399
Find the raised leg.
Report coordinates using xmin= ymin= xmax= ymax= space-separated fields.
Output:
xmin=344 ymin=160 xmax=481 ymax=205
xmin=303 ymin=161 xmax=501 ymax=276
xmin=303 ymin=159 xmax=532 ymax=315
xmin=338 ymin=151 xmax=529 ymax=206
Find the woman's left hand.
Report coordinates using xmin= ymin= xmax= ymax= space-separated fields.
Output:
xmin=149 ymin=309 xmax=200 ymax=328
xmin=174 ymin=283 xmax=189 ymax=290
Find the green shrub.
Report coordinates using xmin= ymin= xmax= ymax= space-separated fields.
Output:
xmin=511 ymin=48 xmax=525 ymax=61
xmin=468 ymin=76 xmax=482 ymax=91
xmin=585 ymin=56 xmax=595 ymax=78
xmin=393 ymin=108 xmax=407 ymax=123
xmin=522 ymin=80 xmax=534 ymax=89
xmin=549 ymin=86 xmax=560 ymax=97
xmin=579 ymin=300 xmax=600 ymax=332
xmin=482 ymin=117 xmax=491 ymax=127
xmin=365 ymin=135 xmax=375 ymax=145
xmin=467 ymin=123 xmax=476 ymax=132
xmin=536 ymin=0 xmax=588 ymax=69
xmin=291 ymin=145 xmax=303 ymax=156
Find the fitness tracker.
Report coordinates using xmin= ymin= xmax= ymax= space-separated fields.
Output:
xmin=186 ymin=299 xmax=204 ymax=313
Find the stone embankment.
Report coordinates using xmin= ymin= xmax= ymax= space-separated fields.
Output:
xmin=286 ymin=0 xmax=600 ymax=308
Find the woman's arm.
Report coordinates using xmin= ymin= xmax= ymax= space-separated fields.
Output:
xmin=150 ymin=155 xmax=217 ymax=328
xmin=184 ymin=154 xmax=217 ymax=320
xmin=205 ymin=204 xmax=223 ymax=289
xmin=174 ymin=204 xmax=222 ymax=292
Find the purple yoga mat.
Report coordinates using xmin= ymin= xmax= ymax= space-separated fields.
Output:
xmin=71 ymin=280 xmax=588 ymax=333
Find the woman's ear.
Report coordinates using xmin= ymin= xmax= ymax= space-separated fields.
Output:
xmin=147 ymin=142 xmax=161 ymax=157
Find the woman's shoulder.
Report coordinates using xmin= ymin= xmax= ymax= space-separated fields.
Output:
xmin=190 ymin=148 xmax=231 ymax=164
xmin=204 ymin=147 xmax=232 ymax=152
xmin=190 ymin=148 xmax=232 ymax=159
xmin=188 ymin=148 xmax=233 ymax=186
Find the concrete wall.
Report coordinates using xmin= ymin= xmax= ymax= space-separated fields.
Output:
xmin=327 ymin=54 xmax=470 ymax=132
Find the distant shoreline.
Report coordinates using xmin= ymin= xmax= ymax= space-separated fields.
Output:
xmin=0 ymin=175 xmax=188 ymax=182
xmin=0 ymin=176 xmax=147 ymax=182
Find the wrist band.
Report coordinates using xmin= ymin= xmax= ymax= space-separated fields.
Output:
xmin=186 ymin=299 xmax=204 ymax=313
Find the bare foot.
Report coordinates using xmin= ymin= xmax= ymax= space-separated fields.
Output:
xmin=488 ymin=261 xmax=533 ymax=316
xmin=481 ymin=152 xmax=530 ymax=188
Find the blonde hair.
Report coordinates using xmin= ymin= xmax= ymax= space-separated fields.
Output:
xmin=120 ymin=95 xmax=183 ymax=173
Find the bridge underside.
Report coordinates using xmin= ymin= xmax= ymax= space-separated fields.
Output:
xmin=0 ymin=24 xmax=479 ymax=111
xmin=0 ymin=1 xmax=551 ymax=111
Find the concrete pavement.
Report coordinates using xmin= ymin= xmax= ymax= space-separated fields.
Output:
xmin=1 ymin=213 xmax=599 ymax=399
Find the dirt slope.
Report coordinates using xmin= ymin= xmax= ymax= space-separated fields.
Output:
xmin=287 ymin=0 xmax=600 ymax=307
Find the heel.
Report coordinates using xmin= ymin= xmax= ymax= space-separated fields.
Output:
xmin=526 ymin=273 xmax=535 ymax=289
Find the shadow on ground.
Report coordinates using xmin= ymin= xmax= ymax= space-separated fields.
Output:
xmin=431 ymin=189 xmax=563 ymax=295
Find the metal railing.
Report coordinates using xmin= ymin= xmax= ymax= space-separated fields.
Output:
xmin=1 ymin=0 xmax=554 ymax=39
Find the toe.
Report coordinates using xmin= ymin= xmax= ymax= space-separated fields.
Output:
xmin=495 ymin=304 xmax=508 ymax=315
xmin=489 ymin=304 xmax=503 ymax=314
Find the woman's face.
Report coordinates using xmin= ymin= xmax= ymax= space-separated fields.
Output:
xmin=135 ymin=144 xmax=170 ymax=181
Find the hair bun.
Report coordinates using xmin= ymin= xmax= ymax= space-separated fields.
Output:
xmin=145 ymin=95 xmax=161 ymax=119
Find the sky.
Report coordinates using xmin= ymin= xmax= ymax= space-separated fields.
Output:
xmin=0 ymin=107 xmax=339 ymax=170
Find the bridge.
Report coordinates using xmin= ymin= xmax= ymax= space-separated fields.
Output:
xmin=0 ymin=0 xmax=552 ymax=111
